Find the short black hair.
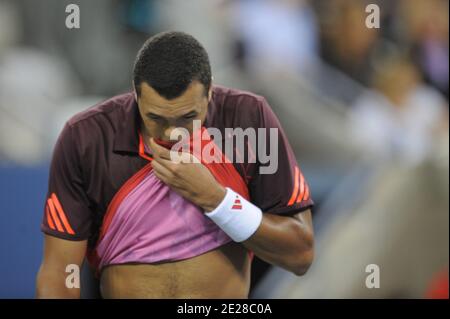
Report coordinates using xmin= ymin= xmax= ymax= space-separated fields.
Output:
xmin=133 ymin=31 xmax=212 ymax=100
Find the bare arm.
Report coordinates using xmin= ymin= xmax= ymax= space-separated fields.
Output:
xmin=242 ymin=209 xmax=314 ymax=276
xmin=36 ymin=235 xmax=87 ymax=298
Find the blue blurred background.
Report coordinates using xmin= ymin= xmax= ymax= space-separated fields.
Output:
xmin=0 ymin=0 xmax=448 ymax=298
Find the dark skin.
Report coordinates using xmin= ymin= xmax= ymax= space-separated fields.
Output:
xmin=35 ymin=80 xmax=313 ymax=299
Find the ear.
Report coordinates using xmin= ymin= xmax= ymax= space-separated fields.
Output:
xmin=207 ymin=87 xmax=213 ymax=102
xmin=208 ymin=77 xmax=214 ymax=101
xmin=132 ymin=82 xmax=138 ymax=102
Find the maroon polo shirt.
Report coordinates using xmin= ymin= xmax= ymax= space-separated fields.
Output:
xmin=41 ymin=85 xmax=314 ymax=248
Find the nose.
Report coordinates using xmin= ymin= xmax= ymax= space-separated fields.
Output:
xmin=163 ymin=126 xmax=177 ymax=141
xmin=163 ymin=126 xmax=189 ymax=142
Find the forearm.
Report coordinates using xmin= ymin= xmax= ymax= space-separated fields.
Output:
xmin=242 ymin=212 xmax=314 ymax=276
xmin=200 ymin=186 xmax=314 ymax=276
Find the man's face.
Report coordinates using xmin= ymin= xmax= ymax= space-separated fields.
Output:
xmin=137 ymin=81 xmax=211 ymax=143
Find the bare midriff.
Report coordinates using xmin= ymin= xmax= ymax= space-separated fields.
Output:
xmin=100 ymin=242 xmax=251 ymax=298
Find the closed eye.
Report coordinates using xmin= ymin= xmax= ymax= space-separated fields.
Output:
xmin=148 ymin=113 xmax=163 ymax=121
xmin=181 ymin=111 xmax=198 ymax=120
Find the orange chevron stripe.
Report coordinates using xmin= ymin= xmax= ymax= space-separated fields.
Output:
xmin=51 ymin=193 xmax=75 ymax=235
xmin=303 ymin=183 xmax=310 ymax=201
xmin=296 ymin=173 xmax=305 ymax=203
xmin=287 ymin=167 xmax=300 ymax=206
xmin=47 ymin=198 xmax=64 ymax=232
xmin=46 ymin=205 xmax=56 ymax=230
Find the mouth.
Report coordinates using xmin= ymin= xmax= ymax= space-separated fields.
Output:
xmin=153 ymin=138 xmax=178 ymax=149
xmin=154 ymin=127 xmax=203 ymax=149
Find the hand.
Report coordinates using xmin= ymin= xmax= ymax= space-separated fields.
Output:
xmin=149 ymin=138 xmax=226 ymax=212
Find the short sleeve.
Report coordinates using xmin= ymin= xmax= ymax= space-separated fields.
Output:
xmin=41 ymin=123 xmax=93 ymax=240
xmin=249 ymin=98 xmax=314 ymax=215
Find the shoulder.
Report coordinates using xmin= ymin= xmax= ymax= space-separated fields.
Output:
xmin=212 ymin=85 xmax=267 ymax=110
xmin=210 ymin=85 xmax=274 ymax=127
xmin=66 ymin=92 xmax=135 ymax=129
xmin=212 ymin=85 xmax=266 ymax=103
xmin=57 ymin=92 xmax=135 ymax=155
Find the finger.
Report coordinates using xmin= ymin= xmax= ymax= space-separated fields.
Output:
xmin=177 ymin=151 xmax=199 ymax=164
xmin=150 ymin=138 xmax=171 ymax=160
xmin=166 ymin=150 xmax=200 ymax=164
xmin=152 ymin=168 xmax=169 ymax=184
xmin=156 ymin=157 xmax=178 ymax=173
xmin=151 ymin=159 xmax=174 ymax=180
xmin=153 ymin=170 xmax=174 ymax=188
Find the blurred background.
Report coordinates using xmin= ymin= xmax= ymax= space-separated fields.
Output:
xmin=0 ymin=0 xmax=448 ymax=298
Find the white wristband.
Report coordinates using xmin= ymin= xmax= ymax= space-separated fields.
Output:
xmin=205 ymin=187 xmax=263 ymax=242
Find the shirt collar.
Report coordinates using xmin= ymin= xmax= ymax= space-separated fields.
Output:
xmin=112 ymin=93 xmax=141 ymax=154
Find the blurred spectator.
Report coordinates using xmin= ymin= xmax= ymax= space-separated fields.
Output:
xmin=229 ymin=0 xmax=319 ymax=75
xmin=400 ymin=0 xmax=449 ymax=100
xmin=348 ymin=54 xmax=448 ymax=164
xmin=314 ymin=0 xmax=380 ymax=86
xmin=314 ymin=0 xmax=449 ymax=102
